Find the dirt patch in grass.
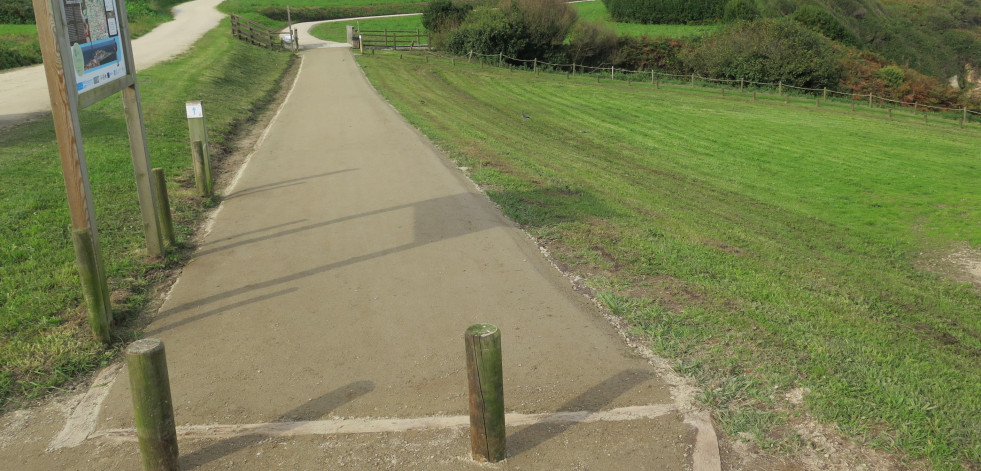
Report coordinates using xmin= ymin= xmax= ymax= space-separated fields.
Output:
xmin=918 ymin=243 xmax=981 ymax=288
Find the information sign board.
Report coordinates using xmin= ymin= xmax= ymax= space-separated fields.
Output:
xmin=63 ymin=0 xmax=127 ymax=93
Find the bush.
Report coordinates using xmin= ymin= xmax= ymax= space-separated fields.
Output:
xmin=0 ymin=0 xmax=33 ymax=24
xmin=0 ymin=38 xmax=41 ymax=69
xmin=877 ymin=65 xmax=904 ymax=88
xmin=792 ymin=5 xmax=858 ymax=46
xmin=680 ymin=18 xmax=842 ymax=89
xmin=503 ymin=0 xmax=577 ymax=59
xmin=723 ymin=0 xmax=759 ymax=22
xmin=611 ymin=35 xmax=687 ymax=73
xmin=444 ymin=8 xmax=528 ymax=57
xmin=602 ymin=0 xmax=726 ymax=25
xmin=567 ymin=20 xmax=617 ymax=66
xmin=422 ymin=0 xmax=472 ymax=33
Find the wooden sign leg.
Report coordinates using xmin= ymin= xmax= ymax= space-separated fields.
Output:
xmin=123 ymin=84 xmax=164 ymax=258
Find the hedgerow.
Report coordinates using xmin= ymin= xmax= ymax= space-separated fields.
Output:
xmin=601 ymin=0 xmax=726 ymax=25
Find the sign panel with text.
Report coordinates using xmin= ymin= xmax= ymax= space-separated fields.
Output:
xmin=63 ymin=0 xmax=127 ymax=93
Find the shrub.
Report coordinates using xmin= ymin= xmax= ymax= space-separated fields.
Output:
xmin=0 ymin=0 xmax=33 ymax=24
xmin=0 ymin=38 xmax=41 ymax=69
xmin=680 ymin=18 xmax=842 ymax=88
xmin=444 ymin=8 xmax=529 ymax=57
xmin=723 ymin=0 xmax=759 ymax=22
xmin=602 ymin=0 xmax=726 ymax=25
xmin=567 ymin=20 xmax=617 ymax=66
xmin=502 ymin=0 xmax=577 ymax=59
xmin=422 ymin=0 xmax=472 ymax=33
xmin=611 ymin=35 xmax=687 ymax=73
xmin=877 ymin=65 xmax=904 ymax=88
xmin=792 ymin=5 xmax=858 ymax=45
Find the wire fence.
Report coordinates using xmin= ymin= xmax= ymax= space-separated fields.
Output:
xmin=462 ymin=50 xmax=980 ymax=124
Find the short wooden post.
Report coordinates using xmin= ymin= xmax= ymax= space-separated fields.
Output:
xmin=816 ymin=98 xmax=819 ymax=107
xmin=533 ymin=58 xmax=537 ymax=75
xmin=498 ymin=52 xmax=502 ymax=67
xmin=691 ymin=73 xmax=695 ymax=87
xmin=468 ymin=51 xmax=472 ymax=63
xmin=451 ymin=58 xmax=455 ymax=66
xmin=868 ymin=92 xmax=873 ymax=107
xmin=656 ymin=77 xmax=660 ymax=89
xmin=721 ymin=87 xmax=725 ymax=97
xmin=851 ymin=101 xmax=855 ymax=112
xmin=650 ymin=69 xmax=654 ymax=84
xmin=784 ymin=94 xmax=789 ymax=104
xmin=963 ymin=106 xmax=968 ymax=127
xmin=611 ymin=66 xmax=614 ymax=80
xmin=913 ymin=102 xmax=918 ymax=113
xmin=596 ymin=75 xmax=600 ymax=83
xmin=191 ymin=140 xmax=211 ymax=197
xmin=72 ymin=227 xmax=111 ymax=342
xmin=151 ymin=168 xmax=175 ymax=246
xmin=185 ymin=101 xmax=212 ymax=190
xmin=466 ymin=324 xmax=505 ymax=463
xmin=823 ymin=87 xmax=827 ymax=100
xmin=778 ymin=80 xmax=782 ymax=95
xmin=739 ymin=78 xmax=744 ymax=92
xmin=126 ymin=339 xmax=180 ymax=471
xmin=888 ymin=108 xmax=892 ymax=119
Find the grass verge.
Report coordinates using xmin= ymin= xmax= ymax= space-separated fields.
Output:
xmin=309 ymin=14 xmax=425 ymax=43
xmin=0 ymin=20 xmax=293 ymax=409
xmin=356 ymin=51 xmax=981 ymax=469
xmin=571 ymin=1 xmax=718 ymax=38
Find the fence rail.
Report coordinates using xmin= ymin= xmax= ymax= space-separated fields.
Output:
xmin=466 ymin=51 xmax=980 ymax=122
xmin=231 ymin=14 xmax=283 ymax=50
xmin=358 ymin=28 xmax=429 ymax=50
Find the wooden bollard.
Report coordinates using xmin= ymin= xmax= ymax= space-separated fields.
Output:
xmin=721 ymin=87 xmax=725 ymax=97
xmin=151 ymin=168 xmax=175 ymax=246
xmin=190 ymin=140 xmax=211 ymax=197
xmin=126 ymin=339 xmax=180 ymax=471
xmin=466 ymin=324 xmax=505 ymax=463
xmin=71 ymin=227 xmax=111 ymax=342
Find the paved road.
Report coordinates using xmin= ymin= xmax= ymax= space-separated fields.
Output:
xmin=0 ymin=47 xmax=720 ymax=469
xmin=0 ymin=0 xmax=224 ymax=128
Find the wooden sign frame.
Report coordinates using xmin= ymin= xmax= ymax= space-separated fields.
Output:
xmin=33 ymin=0 xmax=164 ymax=339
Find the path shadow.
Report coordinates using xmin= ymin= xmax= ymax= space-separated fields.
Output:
xmin=145 ymin=288 xmax=298 ymax=335
xmin=222 ymin=169 xmax=358 ymax=200
xmin=159 ymin=192 xmax=504 ymax=318
xmin=506 ymin=369 xmax=655 ymax=457
xmin=179 ymin=380 xmax=374 ymax=469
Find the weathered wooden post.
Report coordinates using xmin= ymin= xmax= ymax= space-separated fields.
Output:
xmin=868 ymin=92 xmax=873 ymax=108
xmin=611 ymin=66 xmax=614 ymax=80
xmin=816 ymin=98 xmax=819 ymax=107
xmin=533 ymin=58 xmax=537 ymax=75
xmin=691 ymin=73 xmax=695 ymax=87
xmin=466 ymin=324 xmax=505 ymax=463
xmin=721 ymin=87 xmax=725 ymax=97
xmin=784 ymin=94 xmax=789 ymax=104
xmin=190 ymin=140 xmax=211 ymax=197
xmin=126 ymin=338 xmax=180 ymax=471
xmin=150 ymin=168 xmax=175 ymax=246
xmin=913 ymin=102 xmax=918 ymax=113
xmin=185 ymin=101 xmax=212 ymax=192
xmin=498 ymin=51 xmax=502 ymax=67
xmin=650 ymin=70 xmax=654 ymax=84
xmin=72 ymin=227 xmax=111 ymax=341
xmin=963 ymin=106 xmax=968 ymax=127
xmin=656 ymin=77 xmax=660 ymax=89
xmin=778 ymin=80 xmax=782 ymax=95
xmin=452 ymin=58 xmax=455 ymax=66
xmin=888 ymin=108 xmax=892 ymax=119
xmin=739 ymin=78 xmax=744 ymax=92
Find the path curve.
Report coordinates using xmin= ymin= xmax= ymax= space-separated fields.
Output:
xmin=0 ymin=0 xmax=225 ymax=128
xmin=288 ymin=13 xmax=423 ymax=50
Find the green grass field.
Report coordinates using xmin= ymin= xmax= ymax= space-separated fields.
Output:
xmin=0 ymin=20 xmax=292 ymax=408
xmin=356 ymin=52 xmax=981 ymax=469
xmin=571 ymin=1 xmax=718 ymax=38
xmin=309 ymin=14 xmax=425 ymax=43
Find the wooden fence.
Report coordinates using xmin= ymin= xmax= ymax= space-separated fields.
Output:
xmin=358 ymin=29 xmax=429 ymax=50
xmin=231 ymin=14 xmax=282 ymax=50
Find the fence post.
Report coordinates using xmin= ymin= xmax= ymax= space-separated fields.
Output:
xmin=534 ymin=58 xmax=537 ymax=74
xmin=963 ymin=106 xmax=968 ymax=127
xmin=721 ymin=87 xmax=725 ymax=97
xmin=393 ymin=31 xmax=398 ymax=50
xmin=913 ymin=102 xmax=918 ymax=113
xmin=499 ymin=52 xmax=502 ymax=67
xmin=816 ymin=98 xmax=820 ymax=108
xmin=651 ymin=70 xmax=654 ymax=84
xmin=150 ymin=168 xmax=175 ymax=246
xmin=611 ymin=66 xmax=614 ymax=80
xmin=778 ymin=81 xmax=782 ymax=95
xmin=384 ymin=28 xmax=388 ymax=48
xmin=417 ymin=28 xmax=421 ymax=45
xmin=869 ymin=92 xmax=873 ymax=108
xmin=126 ymin=338 xmax=180 ymax=471
xmin=466 ymin=324 xmax=505 ymax=463
xmin=823 ymin=87 xmax=827 ymax=100
xmin=72 ymin=227 xmax=111 ymax=342
xmin=739 ymin=78 xmax=743 ymax=92
xmin=691 ymin=73 xmax=695 ymax=87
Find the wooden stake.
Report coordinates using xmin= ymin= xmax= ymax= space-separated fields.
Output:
xmin=888 ymin=108 xmax=892 ymax=119
xmin=466 ymin=324 xmax=505 ymax=463
xmin=651 ymin=70 xmax=654 ymax=84
xmin=851 ymin=102 xmax=855 ymax=112
xmin=72 ymin=227 xmax=111 ymax=342
xmin=823 ymin=87 xmax=827 ymax=100
xmin=739 ymin=78 xmax=743 ymax=92
xmin=691 ymin=73 xmax=695 ymax=87
xmin=191 ymin=140 xmax=211 ymax=197
xmin=185 ymin=101 xmax=212 ymax=188
xmin=126 ymin=339 xmax=180 ymax=471
xmin=721 ymin=87 xmax=725 ymax=97
xmin=816 ymin=98 xmax=819 ymax=107
xmin=778 ymin=80 xmax=782 ymax=95
xmin=151 ymin=168 xmax=175 ymax=246
xmin=122 ymin=85 xmax=164 ymax=258
xmin=869 ymin=92 xmax=873 ymax=107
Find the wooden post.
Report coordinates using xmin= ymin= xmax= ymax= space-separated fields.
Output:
xmin=72 ymin=227 xmax=111 ymax=342
xmin=651 ymin=70 xmax=654 ymax=84
xmin=888 ymin=108 xmax=892 ymax=119
xmin=596 ymin=75 xmax=600 ymax=83
xmin=498 ymin=52 xmax=502 ymax=67
xmin=151 ymin=169 xmax=175 ymax=246
xmin=417 ymin=28 xmax=421 ymax=45
xmin=816 ymin=98 xmax=819 ymax=107
xmin=869 ymin=92 xmax=873 ymax=107
xmin=913 ymin=102 xmax=918 ymax=113
xmin=122 ymin=85 xmax=164 ymax=258
xmin=691 ymin=73 xmax=695 ymax=87
xmin=452 ymin=58 xmax=455 ymax=66
xmin=611 ymin=66 xmax=614 ymax=80
xmin=32 ymin=0 xmax=113 ymax=329
xmin=126 ymin=339 xmax=180 ymax=471
xmin=851 ymin=101 xmax=855 ymax=112
xmin=963 ymin=106 xmax=968 ymax=127
xmin=721 ymin=87 xmax=725 ymax=97
xmin=384 ymin=28 xmax=388 ymax=48
xmin=191 ymin=140 xmax=210 ymax=197
xmin=924 ymin=113 xmax=928 ymax=124
xmin=656 ymin=77 xmax=660 ymax=89
xmin=533 ymin=58 xmax=537 ymax=74
xmin=740 ymin=78 xmax=744 ymax=92
xmin=185 ymin=101 xmax=212 ymax=190
xmin=466 ymin=324 xmax=505 ymax=463
xmin=778 ymin=81 xmax=782 ymax=95
xmin=784 ymin=95 xmax=789 ymax=104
